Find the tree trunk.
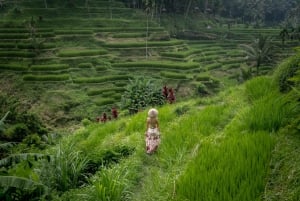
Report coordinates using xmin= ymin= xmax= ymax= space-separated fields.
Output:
xmin=44 ymin=0 xmax=47 ymax=9
xmin=184 ymin=0 xmax=192 ymax=19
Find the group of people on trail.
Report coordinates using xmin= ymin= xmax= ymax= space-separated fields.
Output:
xmin=96 ymin=107 xmax=118 ymax=123
xmin=95 ymin=86 xmax=171 ymax=154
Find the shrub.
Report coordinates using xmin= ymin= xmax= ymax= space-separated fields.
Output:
xmin=3 ymin=123 xmax=30 ymax=142
xmin=197 ymin=83 xmax=209 ymax=95
xmin=273 ymin=54 xmax=300 ymax=92
xmin=81 ymin=118 xmax=91 ymax=127
xmin=121 ymin=77 xmax=165 ymax=114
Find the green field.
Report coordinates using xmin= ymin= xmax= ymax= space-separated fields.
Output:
xmin=0 ymin=0 xmax=300 ymax=201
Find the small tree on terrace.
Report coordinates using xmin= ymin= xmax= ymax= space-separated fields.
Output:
xmin=121 ymin=76 xmax=165 ymax=114
xmin=239 ymin=34 xmax=274 ymax=75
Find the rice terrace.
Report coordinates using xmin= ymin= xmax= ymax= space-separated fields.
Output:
xmin=0 ymin=0 xmax=299 ymax=200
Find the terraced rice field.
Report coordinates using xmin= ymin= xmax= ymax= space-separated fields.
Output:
xmin=0 ymin=0 xmax=298 ymax=122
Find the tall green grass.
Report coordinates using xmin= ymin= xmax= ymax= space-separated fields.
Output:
xmin=0 ymin=63 xmax=27 ymax=71
xmin=241 ymin=92 xmax=297 ymax=132
xmin=244 ymin=76 xmax=277 ymax=102
xmin=38 ymin=143 xmax=89 ymax=192
xmin=57 ymin=49 xmax=107 ymax=57
xmin=160 ymin=71 xmax=187 ymax=79
xmin=0 ymin=51 xmax=35 ymax=58
xmin=175 ymin=131 xmax=275 ymax=201
xmin=30 ymin=64 xmax=69 ymax=71
xmin=87 ymin=87 xmax=125 ymax=96
xmin=104 ymin=40 xmax=184 ymax=48
xmin=112 ymin=61 xmax=199 ymax=70
xmin=23 ymin=74 xmax=69 ymax=81
xmin=73 ymin=75 xmax=131 ymax=84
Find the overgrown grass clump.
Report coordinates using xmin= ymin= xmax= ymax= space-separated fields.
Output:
xmin=176 ymin=131 xmax=275 ymax=201
xmin=57 ymin=49 xmax=107 ymax=57
xmin=0 ymin=51 xmax=35 ymax=58
xmin=0 ymin=63 xmax=27 ymax=71
xmin=73 ymin=75 xmax=131 ymax=84
xmin=30 ymin=64 xmax=69 ymax=71
xmin=87 ymin=87 xmax=125 ymax=96
xmin=23 ymin=74 xmax=69 ymax=81
xmin=160 ymin=71 xmax=187 ymax=79
xmin=104 ymin=40 xmax=184 ymax=48
xmin=112 ymin=61 xmax=199 ymax=70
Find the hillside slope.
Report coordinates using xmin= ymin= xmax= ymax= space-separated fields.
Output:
xmin=0 ymin=0 xmax=299 ymax=130
xmin=1 ymin=50 xmax=299 ymax=200
xmin=38 ymin=52 xmax=299 ymax=201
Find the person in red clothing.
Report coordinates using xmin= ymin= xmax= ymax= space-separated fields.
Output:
xmin=167 ymin=88 xmax=175 ymax=104
xmin=162 ymin=85 xmax=168 ymax=99
xmin=111 ymin=107 xmax=118 ymax=119
xmin=100 ymin=112 xmax=107 ymax=123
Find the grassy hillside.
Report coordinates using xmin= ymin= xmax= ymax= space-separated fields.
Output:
xmin=0 ymin=0 xmax=299 ymax=130
xmin=1 ymin=51 xmax=299 ymax=200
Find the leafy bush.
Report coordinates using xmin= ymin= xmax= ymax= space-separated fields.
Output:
xmin=197 ymin=83 xmax=209 ymax=95
xmin=174 ymin=105 xmax=190 ymax=116
xmin=3 ymin=123 xmax=30 ymax=142
xmin=121 ymin=77 xmax=165 ymax=114
xmin=273 ymin=54 xmax=300 ymax=92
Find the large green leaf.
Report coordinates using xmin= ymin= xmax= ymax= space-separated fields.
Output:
xmin=0 ymin=176 xmax=47 ymax=193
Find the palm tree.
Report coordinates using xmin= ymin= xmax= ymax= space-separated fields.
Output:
xmin=239 ymin=34 xmax=274 ymax=75
xmin=279 ymin=28 xmax=289 ymax=46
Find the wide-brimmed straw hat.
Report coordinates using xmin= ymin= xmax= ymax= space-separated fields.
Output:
xmin=148 ymin=108 xmax=158 ymax=118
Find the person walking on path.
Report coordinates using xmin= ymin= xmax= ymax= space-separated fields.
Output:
xmin=145 ymin=108 xmax=160 ymax=154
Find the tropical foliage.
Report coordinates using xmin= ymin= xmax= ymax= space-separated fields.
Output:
xmin=239 ymin=34 xmax=274 ymax=75
xmin=121 ymin=77 xmax=165 ymax=114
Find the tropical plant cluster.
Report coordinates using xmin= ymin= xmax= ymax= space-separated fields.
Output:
xmin=121 ymin=0 xmax=300 ymax=27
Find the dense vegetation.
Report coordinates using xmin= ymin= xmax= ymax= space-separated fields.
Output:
xmin=0 ymin=0 xmax=299 ymax=201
